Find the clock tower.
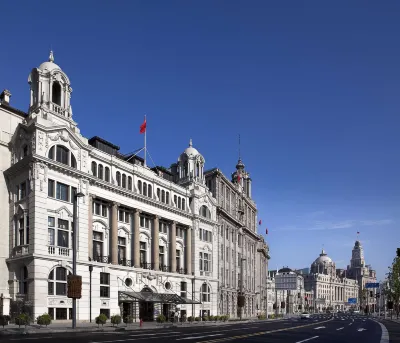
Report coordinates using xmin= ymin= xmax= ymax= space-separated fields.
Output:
xmin=350 ymin=240 xmax=365 ymax=268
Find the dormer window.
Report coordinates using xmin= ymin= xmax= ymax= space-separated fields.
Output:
xmin=48 ymin=145 xmax=77 ymax=168
xmin=199 ymin=205 xmax=211 ymax=219
xmin=52 ymin=82 xmax=62 ymax=106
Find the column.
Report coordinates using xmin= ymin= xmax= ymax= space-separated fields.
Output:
xmin=152 ymin=216 xmax=160 ymax=271
xmin=170 ymin=221 xmax=177 ymax=272
xmin=133 ymin=209 xmax=140 ymax=268
xmin=185 ymin=226 xmax=192 ymax=275
xmin=88 ymin=196 xmax=94 ymax=260
xmin=23 ymin=210 xmax=28 ymax=245
xmin=111 ymin=202 xmax=119 ymax=265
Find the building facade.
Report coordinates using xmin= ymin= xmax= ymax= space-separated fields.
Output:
xmin=205 ymin=160 xmax=270 ymax=318
xmin=0 ymin=52 xmax=269 ymax=321
xmin=346 ymin=240 xmax=377 ymax=312
xmin=304 ymin=249 xmax=359 ymax=312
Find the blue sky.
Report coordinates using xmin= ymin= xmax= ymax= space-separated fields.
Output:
xmin=1 ymin=1 xmax=399 ymax=280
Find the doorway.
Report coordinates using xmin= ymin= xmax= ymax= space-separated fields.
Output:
xmin=139 ymin=301 xmax=154 ymax=321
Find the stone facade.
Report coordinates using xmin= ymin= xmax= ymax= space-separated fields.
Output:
xmin=304 ymin=249 xmax=359 ymax=312
xmin=0 ymin=52 xmax=268 ymax=321
xmin=204 ymin=160 xmax=270 ymax=318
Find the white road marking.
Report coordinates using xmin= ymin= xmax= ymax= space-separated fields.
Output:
xmin=376 ymin=320 xmax=390 ymax=343
xmin=337 ymin=327 xmax=344 ymax=331
xmin=295 ymin=336 xmax=319 ymax=343
xmin=349 ymin=323 xmax=353 ymax=326
xmin=177 ymin=334 xmax=223 ymax=340
xmin=314 ymin=326 xmax=325 ymax=330
xmin=358 ymin=328 xmax=367 ymax=332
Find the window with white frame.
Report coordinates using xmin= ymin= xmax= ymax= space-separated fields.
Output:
xmin=48 ymin=179 xmax=76 ymax=203
xmin=48 ymin=217 xmax=70 ymax=248
xmin=159 ymin=246 xmax=165 ymax=266
xmin=199 ymin=252 xmax=211 ymax=272
xmin=93 ymin=231 xmax=104 ymax=260
xmin=159 ymin=222 xmax=169 ymax=234
xmin=140 ymin=216 xmax=152 ymax=229
xmin=48 ymin=145 xmax=77 ymax=168
xmin=176 ymin=250 xmax=181 ymax=269
xmin=93 ymin=201 xmax=108 ymax=217
xmin=118 ymin=209 xmax=130 ymax=223
xmin=100 ymin=272 xmax=110 ymax=297
xmin=200 ymin=283 xmax=211 ymax=302
xmin=118 ymin=236 xmax=126 ymax=261
xmin=140 ymin=242 xmax=147 ymax=265
xmin=48 ymin=267 xmax=70 ymax=296
xmin=16 ymin=181 xmax=28 ymax=201
xmin=199 ymin=228 xmax=212 ymax=242
xmin=176 ymin=226 xmax=184 ymax=239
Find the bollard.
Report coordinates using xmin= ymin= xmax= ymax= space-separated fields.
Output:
xmin=140 ymin=319 xmax=143 ymax=328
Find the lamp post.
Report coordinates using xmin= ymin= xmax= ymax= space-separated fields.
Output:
xmin=191 ymin=272 xmax=195 ymax=318
xmin=72 ymin=190 xmax=85 ymax=329
xmin=239 ymin=258 xmax=246 ymax=320
xmin=89 ymin=265 xmax=93 ymax=323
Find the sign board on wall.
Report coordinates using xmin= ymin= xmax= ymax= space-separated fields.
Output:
xmin=365 ymin=283 xmax=379 ymax=289
xmin=275 ymin=274 xmax=298 ymax=291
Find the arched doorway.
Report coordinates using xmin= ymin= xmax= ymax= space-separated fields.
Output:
xmin=139 ymin=286 xmax=155 ymax=321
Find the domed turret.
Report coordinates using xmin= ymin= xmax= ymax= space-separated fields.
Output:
xmin=177 ymin=139 xmax=205 ymax=183
xmin=310 ymin=249 xmax=336 ymax=275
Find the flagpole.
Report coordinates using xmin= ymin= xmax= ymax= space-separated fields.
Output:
xmin=144 ymin=115 xmax=147 ymax=167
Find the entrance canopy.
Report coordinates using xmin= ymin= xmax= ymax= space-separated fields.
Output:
xmin=119 ymin=291 xmax=202 ymax=304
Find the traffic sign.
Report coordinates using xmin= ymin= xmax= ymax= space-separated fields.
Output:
xmin=348 ymin=298 xmax=357 ymax=304
xmin=365 ymin=283 xmax=379 ymax=289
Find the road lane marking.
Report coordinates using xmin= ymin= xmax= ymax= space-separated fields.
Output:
xmin=337 ymin=327 xmax=344 ymax=330
xmin=358 ymin=328 xmax=367 ymax=332
xmin=296 ymin=336 xmax=319 ymax=343
xmin=314 ymin=326 xmax=325 ymax=330
xmin=177 ymin=334 xmax=223 ymax=340
xmin=348 ymin=323 xmax=353 ymax=326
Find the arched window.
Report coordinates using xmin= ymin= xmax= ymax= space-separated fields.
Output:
xmin=52 ymin=82 xmax=62 ymax=106
xmin=143 ymin=182 xmax=147 ymax=196
xmin=178 ymin=197 xmax=181 ymax=209
xmin=200 ymin=283 xmax=211 ymax=302
xmin=157 ymin=188 xmax=161 ymax=200
xmin=48 ymin=267 xmax=70 ymax=296
xmin=116 ymin=172 xmax=121 ymax=186
xmin=161 ymin=190 xmax=165 ymax=203
xmin=122 ymin=174 xmax=126 ymax=188
xmin=200 ymin=205 xmax=211 ymax=219
xmin=166 ymin=192 xmax=169 ymax=204
xmin=148 ymin=184 xmax=152 ymax=198
xmin=128 ymin=176 xmax=132 ymax=190
xmin=98 ymin=164 xmax=103 ymax=179
xmin=105 ymin=167 xmax=110 ymax=182
xmin=174 ymin=195 xmax=177 ymax=206
xmin=138 ymin=180 xmax=142 ymax=194
xmin=197 ymin=162 xmax=200 ymax=177
xmin=48 ymin=145 xmax=77 ymax=168
xmin=91 ymin=162 xmax=97 ymax=177
xmin=182 ymin=199 xmax=186 ymax=211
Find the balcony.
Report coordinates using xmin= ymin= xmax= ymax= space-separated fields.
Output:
xmin=92 ymin=255 xmax=111 ymax=264
xmin=176 ymin=268 xmax=188 ymax=275
xmin=12 ymin=245 xmax=29 ymax=257
xmin=159 ymin=264 xmax=172 ymax=272
xmin=118 ymin=259 xmax=133 ymax=267
xmin=140 ymin=262 xmax=155 ymax=270
xmin=48 ymin=246 xmax=70 ymax=256
xmin=51 ymin=102 xmax=66 ymax=116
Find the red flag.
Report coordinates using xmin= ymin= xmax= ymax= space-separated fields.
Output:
xmin=140 ymin=118 xmax=147 ymax=134
xmin=265 ymin=228 xmax=268 ymax=235
xmin=237 ymin=172 xmax=241 ymax=182
xmin=259 ymin=220 xmax=262 ymax=225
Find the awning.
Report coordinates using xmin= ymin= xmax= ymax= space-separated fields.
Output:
xmin=119 ymin=291 xmax=202 ymax=304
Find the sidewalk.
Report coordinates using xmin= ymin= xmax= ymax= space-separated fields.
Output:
xmin=0 ymin=318 xmax=283 ymax=336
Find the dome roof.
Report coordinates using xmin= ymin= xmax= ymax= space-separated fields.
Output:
xmin=278 ymin=267 xmax=293 ymax=273
xmin=313 ymin=249 xmax=333 ymax=265
xmin=38 ymin=51 xmax=61 ymax=72
xmin=179 ymin=139 xmax=203 ymax=161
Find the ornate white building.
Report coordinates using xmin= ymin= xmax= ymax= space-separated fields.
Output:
xmin=304 ymin=249 xmax=359 ymax=312
xmin=0 ymin=52 xmax=247 ymax=321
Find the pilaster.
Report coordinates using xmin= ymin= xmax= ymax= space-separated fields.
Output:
xmin=133 ymin=209 xmax=140 ymax=268
xmin=170 ymin=221 xmax=177 ymax=272
xmin=88 ymin=195 xmax=94 ymax=260
xmin=186 ymin=226 xmax=192 ymax=275
xmin=152 ymin=216 xmax=160 ymax=271
xmin=111 ymin=202 xmax=118 ymax=264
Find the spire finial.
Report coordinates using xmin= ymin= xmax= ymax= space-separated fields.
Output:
xmin=49 ymin=50 xmax=54 ymax=63
xmin=238 ymin=134 xmax=241 ymax=160
xmin=189 ymin=138 xmax=192 ymax=147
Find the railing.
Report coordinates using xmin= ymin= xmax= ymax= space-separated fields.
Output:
xmin=176 ymin=268 xmax=187 ymax=275
xmin=92 ymin=255 xmax=111 ymax=264
xmin=48 ymin=246 xmax=70 ymax=256
xmin=140 ymin=262 xmax=155 ymax=270
xmin=159 ymin=264 xmax=171 ymax=272
xmin=51 ymin=102 xmax=66 ymax=116
xmin=118 ymin=259 xmax=133 ymax=267
xmin=12 ymin=245 xmax=29 ymax=257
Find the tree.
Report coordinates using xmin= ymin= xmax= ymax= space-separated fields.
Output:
xmin=388 ymin=249 xmax=400 ymax=319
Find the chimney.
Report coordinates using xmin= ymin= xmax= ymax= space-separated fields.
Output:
xmin=0 ymin=89 xmax=11 ymax=105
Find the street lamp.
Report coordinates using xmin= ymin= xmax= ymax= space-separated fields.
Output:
xmin=72 ymin=190 xmax=85 ymax=329
xmin=239 ymin=258 xmax=246 ymax=320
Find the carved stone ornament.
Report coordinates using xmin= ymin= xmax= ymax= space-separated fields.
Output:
xmin=30 ymin=132 xmax=36 ymax=154
xmin=29 ymin=163 xmax=35 ymax=190
xmin=47 ymin=131 xmax=79 ymax=151
xmin=37 ymin=131 xmax=44 ymax=151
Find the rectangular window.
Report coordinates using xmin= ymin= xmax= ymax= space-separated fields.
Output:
xmin=118 ymin=237 xmax=126 ymax=261
xmin=159 ymin=222 xmax=169 ymax=234
xmin=180 ymin=281 xmax=187 ymax=298
xmin=48 ymin=179 xmax=55 ymax=197
xmin=159 ymin=246 xmax=165 ymax=266
xmin=100 ymin=272 xmax=110 ymax=298
xmin=119 ymin=209 xmax=124 ymax=221
xmin=176 ymin=250 xmax=181 ymax=269
xmin=140 ymin=242 xmax=147 ymax=264
xmin=93 ymin=231 xmax=103 ymax=259
xmin=20 ymin=181 xmax=26 ymax=199
xmin=57 ymin=219 xmax=69 ymax=248
xmin=101 ymin=205 xmax=107 ymax=217
xmin=140 ymin=216 xmax=151 ymax=229
xmin=56 ymin=182 xmax=69 ymax=201
xmin=95 ymin=202 xmax=101 ymax=215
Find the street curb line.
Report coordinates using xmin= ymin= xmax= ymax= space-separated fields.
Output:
xmin=200 ymin=317 xmax=334 ymax=343
xmin=374 ymin=320 xmax=389 ymax=343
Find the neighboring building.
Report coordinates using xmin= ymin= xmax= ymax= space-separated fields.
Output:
xmin=304 ymin=249 xmax=359 ymax=312
xmin=295 ymin=268 xmax=310 ymax=275
xmin=0 ymin=52 xmax=269 ymax=321
xmin=205 ymin=160 xmax=270 ymax=318
xmin=0 ymin=90 xmax=27 ymax=316
xmin=346 ymin=240 xmax=378 ymax=312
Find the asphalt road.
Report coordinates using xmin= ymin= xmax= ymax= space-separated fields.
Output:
xmin=1 ymin=314 xmax=386 ymax=343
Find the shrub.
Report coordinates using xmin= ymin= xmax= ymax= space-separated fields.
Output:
xmin=37 ymin=313 xmax=52 ymax=327
xmin=195 ymin=316 xmax=201 ymax=322
xmin=258 ymin=314 xmax=266 ymax=320
xmin=111 ymin=315 xmax=121 ymax=326
xmin=156 ymin=314 xmax=166 ymax=323
xmin=187 ymin=316 xmax=194 ymax=322
xmin=202 ymin=316 xmax=208 ymax=321
xmin=95 ymin=313 xmax=107 ymax=327
xmin=15 ymin=313 xmax=30 ymax=328
xmin=208 ymin=315 xmax=214 ymax=321
xmin=0 ymin=315 xmax=10 ymax=328
xmin=123 ymin=315 xmax=133 ymax=324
